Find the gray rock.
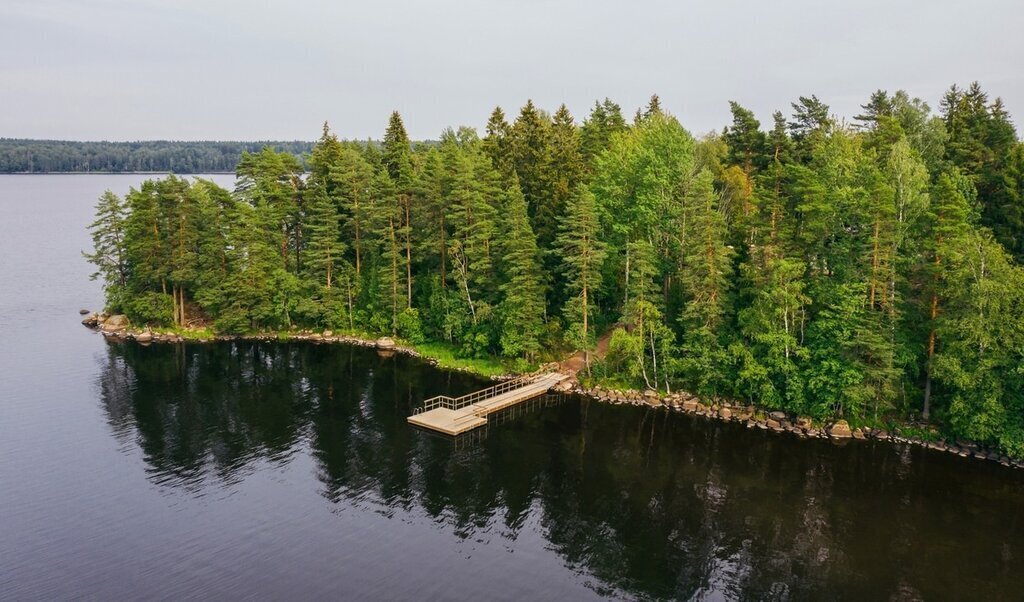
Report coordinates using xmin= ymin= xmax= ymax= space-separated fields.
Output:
xmin=79 ymin=308 xmax=90 ymax=315
xmin=769 ymin=411 xmax=786 ymax=422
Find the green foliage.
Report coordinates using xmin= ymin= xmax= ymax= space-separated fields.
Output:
xmin=87 ymin=88 xmax=1024 ymax=457
xmin=120 ymin=291 xmax=174 ymax=325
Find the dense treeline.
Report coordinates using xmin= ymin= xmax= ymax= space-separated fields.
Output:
xmin=87 ymin=84 xmax=1024 ymax=455
xmin=0 ymin=139 xmax=313 ymax=173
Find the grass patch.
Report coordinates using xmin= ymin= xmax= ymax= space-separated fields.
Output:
xmin=412 ymin=341 xmax=511 ymax=378
xmin=894 ymin=424 xmax=943 ymax=442
xmin=151 ymin=326 xmax=217 ymax=340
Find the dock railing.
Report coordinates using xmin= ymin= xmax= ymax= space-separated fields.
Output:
xmin=414 ymin=374 xmax=539 ymax=416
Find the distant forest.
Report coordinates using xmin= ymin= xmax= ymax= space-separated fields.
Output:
xmin=0 ymin=139 xmax=314 ymax=173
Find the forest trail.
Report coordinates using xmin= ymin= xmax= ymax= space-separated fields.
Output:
xmin=559 ymin=326 xmax=618 ymax=376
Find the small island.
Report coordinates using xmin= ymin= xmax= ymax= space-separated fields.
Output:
xmin=85 ymin=88 xmax=1024 ymax=461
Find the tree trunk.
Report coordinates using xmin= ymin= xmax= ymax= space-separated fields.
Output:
xmin=405 ymin=196 xmax=413 ymax=308
xmin=326 ymin=252 xmax=332 ymax=289
xmin=346 ymin=277 xmax=354 ymax=331
xmin=389 ymin=215 xmax=399 ymax=335
xmin=582 ymin=283 xmax=589 ymax=374
xmin=354 ymin=200 xmax=361 ymax=275
xmin=869 ymin=219 xmax=881 ymax=309
xmin=439 ymin=213 xmax=446 ymax=288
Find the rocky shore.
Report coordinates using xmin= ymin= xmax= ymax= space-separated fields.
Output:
xmin=567 ymin=382 xmax=1024 ymax=470
xmin=80 ymin=309 xmax=1022 ymax=470
xmin=80 ymin=311 xmax=510 ymax=378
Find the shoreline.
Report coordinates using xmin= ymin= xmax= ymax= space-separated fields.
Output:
xmin=81 ymin=312 xmax=1024 ymax=471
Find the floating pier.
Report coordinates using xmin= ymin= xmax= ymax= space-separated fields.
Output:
xmin=407 ymin=372 xmax=569 ymax=435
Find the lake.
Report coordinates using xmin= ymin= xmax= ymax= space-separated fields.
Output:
xmin=1 ymin=175 xmax=1022 ymax=600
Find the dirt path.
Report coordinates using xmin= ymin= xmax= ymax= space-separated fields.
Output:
xmin=559 ymin=326 xmax=618 ymax=376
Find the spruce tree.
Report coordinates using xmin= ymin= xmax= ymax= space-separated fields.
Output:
xmin=498 ymin=185 xmax=545 ymax=360
xmin=555 ymin=185 xmax=606 ymax=371
xmin=382 ymin=111 xmax=416 ymax=308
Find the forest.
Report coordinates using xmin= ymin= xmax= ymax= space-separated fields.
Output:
xmin=0 ymin=139 xmax=312 ymax=173
xmin=86 ymin=83 xmax=1024 ymax=455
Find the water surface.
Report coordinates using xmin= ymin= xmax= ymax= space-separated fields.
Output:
xmin=1 ymin=175 xmax=1022 ymax=600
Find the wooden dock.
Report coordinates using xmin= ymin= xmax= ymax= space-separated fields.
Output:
xmin=407 ymin=372 xmax=568 ymax=435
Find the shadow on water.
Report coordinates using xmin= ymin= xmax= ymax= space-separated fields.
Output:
xmin=95 ymin=340 xmax=1024 ymax=600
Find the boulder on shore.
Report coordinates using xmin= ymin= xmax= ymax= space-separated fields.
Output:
xmin=830 ymin=420 xmax=853 ymax=438
xmin=101 ymin=314 xmax=129 ymax=332
xmin=376 ymin=337 xmax=396 ymax=350
xmin=135 ymin=331 xmax=153 ymax=344
xmin=81 ymin=312 xmax=100 ymax=327
xmin=643 ymin=389 xmax=661 ymax=406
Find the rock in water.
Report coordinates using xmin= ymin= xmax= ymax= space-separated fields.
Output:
xmin=135 ymin=331 xmax=153 ymax=343
xmin=375 ymin=337 xmax=396 ymax=350
xmin=79 ymin=308 xmax=90 ymax=315
xmin=81 ymin=312 xmax=100 ymax=327
xmin=830 ymin=420 xmax=853 ymax=438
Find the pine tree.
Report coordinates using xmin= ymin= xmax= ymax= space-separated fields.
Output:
xmin=368 ymin=168 xmax=403 ymax=334
xmin=724 ymin=101 xmax=768 ymax=175
xmin=304 ymin=187 xmax=345 ymax=290
xmin=333 ymin=146 xmax=374 ymax=276
xmin=677 ymin=170 xmax=734 ymax=396
xmin=84 ymin=190 xmax=129 ymax=297
xmin=920 ymin=170 xmax=974 ymax=419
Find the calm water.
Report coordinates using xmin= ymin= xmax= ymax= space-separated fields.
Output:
xmin=1 ymin=175 xmax=1023 ymax=601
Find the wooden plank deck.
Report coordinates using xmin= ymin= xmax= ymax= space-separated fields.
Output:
xmin=407 ymin=373 xmax=567 ymax=435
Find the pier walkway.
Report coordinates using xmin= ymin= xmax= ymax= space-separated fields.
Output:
xmin=407 ymin=372 xmax=568 ymax=435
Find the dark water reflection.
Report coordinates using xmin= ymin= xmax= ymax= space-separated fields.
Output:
xmin=95 ymin=341 xmax=1024 ymax=601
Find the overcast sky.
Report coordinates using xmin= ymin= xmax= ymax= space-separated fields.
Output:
xmin=2 ymin=0 xmax=1022 ymax=141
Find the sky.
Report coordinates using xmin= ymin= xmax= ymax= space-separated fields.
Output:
xmin=2 ymin=0 xmax=1022 ymax=142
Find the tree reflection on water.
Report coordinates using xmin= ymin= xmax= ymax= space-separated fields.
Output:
xmin=96 ymin=341 xmax=1024 ymax=600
